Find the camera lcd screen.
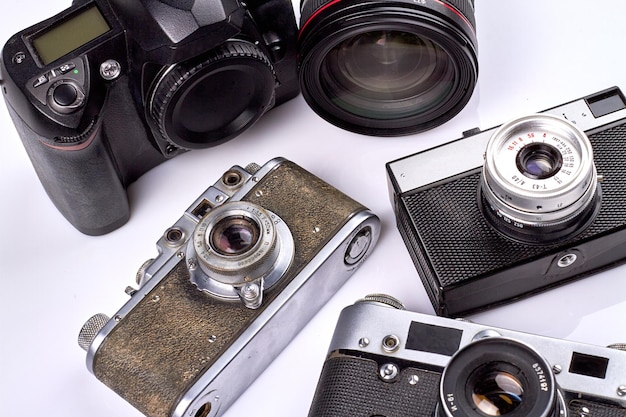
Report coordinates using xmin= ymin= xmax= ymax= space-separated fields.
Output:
xmin=32 ymin=5 xmax=111 ymax=65
xmin=569 ymin=352 xmax=609 ymax=379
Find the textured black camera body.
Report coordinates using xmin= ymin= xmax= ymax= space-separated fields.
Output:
xmin=78 ymin=158 xmax=380 ymax=417
xmin=386 ymin=87 xmax=626 ymax=317
xmin=308 ymin=296 xmax=626 ymax=417
xmin=0 ymin=0 xmax=298 ymax=235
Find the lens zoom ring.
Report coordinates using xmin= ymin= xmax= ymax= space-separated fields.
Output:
xmin=301 ymin=0 xmax=475 ymax=31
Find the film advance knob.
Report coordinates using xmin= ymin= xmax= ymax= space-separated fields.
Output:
xmin=78 ymin=313 xmax=110 ymax=351
xmin=357 ymin=294 xmax=406 ymax=310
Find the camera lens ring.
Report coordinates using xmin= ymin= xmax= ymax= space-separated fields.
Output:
xmin=440 ymin=338 xmax=562 ymax=417
xmin=187 ymin=201 xmax=295 ymax=300
xmin=480 ymin=114 xmax=599 ymax=243
xmin=149 ymin=40 xmax=275 ymax=150
xmin=298 ymin=1 xmax=477 ymax=136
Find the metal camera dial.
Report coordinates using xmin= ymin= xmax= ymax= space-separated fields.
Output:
xmin=187 ymin=201 xmax=295 ymax=309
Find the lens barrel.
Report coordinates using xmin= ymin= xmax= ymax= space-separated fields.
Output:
xmin=298 ymin=0 xmax=478 ymax=136
xmin=480 ymin=114 xmax=600 ymax=244
xmin=440 ymin=338 xmax=564 ymax=417
xmin=186 ymin=201 xmax=295 ymax=302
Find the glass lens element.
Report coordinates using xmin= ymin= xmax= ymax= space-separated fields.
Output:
xmin=516 ymin=143 xmax=563 ymax=180
xmin=320 ymin=30 xmax=454 ymax=120
xmin=471 ymin=370 xmax=524 ymax=416
xmin=211 ymin=216 xmax=260 ymax=256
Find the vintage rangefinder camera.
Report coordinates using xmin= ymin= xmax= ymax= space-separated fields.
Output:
xmin=0 ymin=0 xmax=299 ymax=235
xmin=308 ymin=295 xmax=626 ymax=417
xmin=386 ymin=86 xmax=626 ymax=317
xmin=77 ymin=157 xmax=380 ymax=417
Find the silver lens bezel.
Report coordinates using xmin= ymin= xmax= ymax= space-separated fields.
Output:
xmin=481 ymin=114 xmax=597 ymax=226
xmin=187 ymin=201 xmax=294 ymax=300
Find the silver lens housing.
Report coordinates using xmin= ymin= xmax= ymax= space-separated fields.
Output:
xmin=481 ymin=114 xmax=598 ymax=231
xmin=187 ymin=201 xmax=294 ymax=301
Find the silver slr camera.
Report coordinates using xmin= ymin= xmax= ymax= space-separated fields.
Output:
xmin=387 ymin=86 xmax=626 ymax=317
xmin=308 ymin=295 xmax=626 ymax=417
xmin=77 ymin=157 xmax=380 ymax=417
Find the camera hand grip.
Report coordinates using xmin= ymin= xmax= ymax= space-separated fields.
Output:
xmin=7 ymin=105 xmax=130 ymax=235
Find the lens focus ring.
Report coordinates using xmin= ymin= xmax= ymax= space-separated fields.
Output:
xmin=480 ymin=114 xmax=599 ymax=242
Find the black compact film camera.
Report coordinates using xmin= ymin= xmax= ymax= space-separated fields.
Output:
xmin=386 ymin=86 xmax=626 ymax=317
xmin=0 ymin=0 xmax=299 ymax=235
xmin=308 ymin=295 xmax=626 ymax=417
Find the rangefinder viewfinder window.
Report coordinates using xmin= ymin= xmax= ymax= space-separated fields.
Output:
xmin=32 ymin=5 xmax=110 ymax=65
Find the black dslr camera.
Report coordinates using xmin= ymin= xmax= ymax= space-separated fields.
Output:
xmin=309 ymin=295 xmax=626 ymax=417
xmin=387 ymin=86 xmax=626 ymax=317
xmin=0 ymin=0 xmax=299 ymax=235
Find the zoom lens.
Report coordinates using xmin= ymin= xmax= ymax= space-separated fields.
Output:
xmin=439 ymin=338 xmax=565 ymax=417
xmin=298 ymin=0 xmax=478 ymax=136
xmin=480 ymin=114 xmax=600 ymax=244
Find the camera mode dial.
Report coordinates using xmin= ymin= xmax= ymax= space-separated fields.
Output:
xmin=148 ymin=40 xmax=276 ymax=151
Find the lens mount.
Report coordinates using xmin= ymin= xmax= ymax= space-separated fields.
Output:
xmin=149 ymin=40 xmax=275 ymax=150
xmin=440 ymin=338 xmax=564 ymax=417
xmin=187 ymin=202 xmax=294 ymax=300
xmin=298 ymin=0 xmax=477 ymax=136
xmin=480 ymin=114 xmax=600 ymax=243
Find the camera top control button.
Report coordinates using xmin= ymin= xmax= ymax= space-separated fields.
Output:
xmin=57 ymin=62 xmax=76 ymax=75
xmin=33 ymin=74 xmax=49 ymax=88
xmin=53 ymin=83 xmax=78 ymax=106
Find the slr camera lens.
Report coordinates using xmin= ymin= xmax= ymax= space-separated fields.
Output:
xmin=480 ymin=114 xmax=600 ymax=244
xmin=440 ymin=338 xmax=565 ymax=417
xmin=298 ymin=0 xmax=478 ymax=136
xmin=186 ymin=201 xmax=295 ymax=307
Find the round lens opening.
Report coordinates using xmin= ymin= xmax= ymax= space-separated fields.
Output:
xmin=210 ymin=216 xmax=260 ymax=256
xmin=471 ymin=367 xmax=524 ymax=416
xmin=516 ymin=143 xmax=563 ymax=180
xmin=320 ymin=30 xmax=455 ymax=120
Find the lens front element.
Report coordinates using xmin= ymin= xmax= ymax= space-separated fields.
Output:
xmin=516 ymin=143 xmax=563 ymax=180
xmin=211 ymin=216 xmax=260 ymax=256
xmin=470 ymin=367 xmax=524 ymax=416
xmin=298 ymin=0 xmax=478 ymax=136
xmin=320 ymin=30 xmax=455 ymax=120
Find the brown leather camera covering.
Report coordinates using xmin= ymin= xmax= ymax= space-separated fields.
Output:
xmin=92 ymin=161 xmax=365 ymax=417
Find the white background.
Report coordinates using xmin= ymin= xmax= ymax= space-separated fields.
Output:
xmin=1 ymin=1 xmax=626 ymax=416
